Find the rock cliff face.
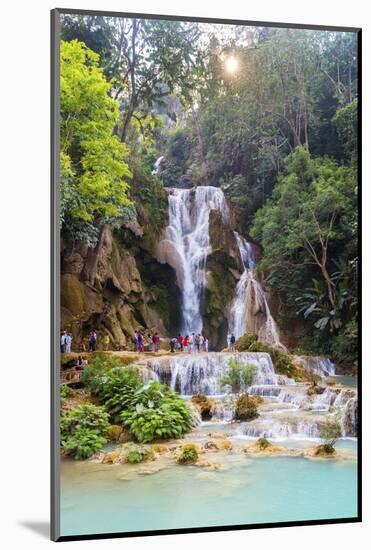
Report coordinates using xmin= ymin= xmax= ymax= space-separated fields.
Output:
xmin=61 ymin=223 xmax=180 ymax=350
xmin=202 ymin=209 xmax=244 ymax=349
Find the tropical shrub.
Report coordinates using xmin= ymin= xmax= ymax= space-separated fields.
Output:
xmin=317 ymin=416 xmax=342 ymax=454
xmin=121 ymin=382 xmax=194 ymax=443
xmin=60 ymin=403 xmax=110 ymax=459
xmin=60 ymin=384 xmax=73 ymax=400
xmin=62 ymin=428 xmax=108 ymax=460
xmin=256 ymin=437 xmax=270 ymax=450
xmin=177 ymin=443 xmax=199 ymax=464
xmin=235 ymin=333 xmax=259 ymax=351
xmin=220 ymin=359 xmax=257 ymax=394
xmin=82 ymin=361 xmax=142 ymax=421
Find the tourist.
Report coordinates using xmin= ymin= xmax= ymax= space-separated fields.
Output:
xmin=60 ymin=331 xmax=67 ymax=353
xmin=178 ymin=334 xmax=184 ymax=351
xmin=188 ymin=333 xmax=193 ymax=353
xmin=153 ymin=333 xmax=160 ymax=352
xmin=138 ymin=332 xmax=145 ymax=352
xmin=195 ymin=333 xmax=201 ymax=352
xmin=230 ymin=333 xmax=236 ymax=352
xmin=204 ymin=336 xmax=209 ymax=353
xmin=191 ymin=332 xmax=196 ymax=353
xmin=103 ymin=334 xmax=110 ymax=351
xmin=76 ymin=355 xmax=88 ymax=380
xmin=148 ymin=334 xmax=153 ymax=352
xmin=170 ymin=337 xmax=177 ymax=353
xmin=88 ymin=331 xmax=97 ymax=352
xmin=76 ymin=355 xmax=87 ymax=370
xmin=65 ymin=332 xmax=72 ymax=353
xmin=131 ymin=331 xmax=138 ymax=351
xmin=183 ymin=335 xmax=189 ymax=352
xmin=199 ymin=334 xmax=204 ymax=352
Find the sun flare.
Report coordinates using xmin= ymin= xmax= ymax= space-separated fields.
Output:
xmin=225 ymin=56 xmax=239 ymax=74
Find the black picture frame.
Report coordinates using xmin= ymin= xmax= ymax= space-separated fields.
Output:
xmin=51 ymin=8 xmax=362 ymax=542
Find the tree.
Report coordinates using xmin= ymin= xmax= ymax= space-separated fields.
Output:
xmin=251 ymin=146 xmax=357 ymax=357
xmin=60 ymin=39 xmax=132 ymax=243
xmin=318 ymin=416 xmax=342 ymax=454
xmin=221 ymin=359 xmax=257 ymax=395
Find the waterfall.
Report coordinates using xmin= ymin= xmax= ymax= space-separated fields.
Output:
xmin=228 ymin=233 xmax=281 ymax=346
xmin=152 ymin=156 xmax=164 ymax=175
xmin=293 ymin=355 xmax=335 ymax=377
xmin=158 ymin=186 xmax=229 ymax=334
xmin=148 ymin=352 xmax=294 ymax=397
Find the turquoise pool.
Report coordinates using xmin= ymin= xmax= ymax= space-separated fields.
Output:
xmin=60 ymin=440 xmax=357 ymax=537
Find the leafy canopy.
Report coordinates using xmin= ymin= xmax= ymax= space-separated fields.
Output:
xmin=60 ymin=39 xmax=132 ymax=236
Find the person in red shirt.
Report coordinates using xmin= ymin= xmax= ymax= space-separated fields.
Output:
xmin=178 ymin=334 xmax=184 ymax=351
xmin=183 ymin=335 xmax=189 ymax=352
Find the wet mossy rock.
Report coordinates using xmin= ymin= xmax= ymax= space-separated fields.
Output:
xmin=176 ymin=443 xmax=202 ymax=464
xmin=61 ymin=224 xmax=174 ymax=349
xmin=235 ymin=395 xmax=259 ymax=421
xmin=202 ymin=209 xmax=245 ymax=349
xmin=191 ymin=394 xmax=214 ymax=420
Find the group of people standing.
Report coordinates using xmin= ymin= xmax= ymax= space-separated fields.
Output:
xmin=131 ymin=331 xmax=161 ymax=353
xmin=170 ymin=332 xmax=209 ymax=353
xmin=60 ymin=329 xmax=101 ymax=353
xmin=60 ymin=331 xmax=73 ymax=353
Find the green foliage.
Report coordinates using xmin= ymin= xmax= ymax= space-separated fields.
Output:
xmin=234 ymin=395 xmax=259 ymax=421
xmin=127 ymin=449 xmax=143 ymax=464
xmin=83 ymin=362 xmax=142 ymax=421
xmin=60 ymin=403 xmax=110 ymax=459
xmin=62 ymin=428 xmax=108 ymax=460
xmin=120 ymin=382 xmax=194 ymax=443
xmin=319 ymin=416 xmax=342 ymax=453
xmin=269 ymin=349 xmax=296 ymax=378
xmin=333 ymin=99 xmax=358 ymax=163
xmin=60 ymin=39 xmax=132 ymax=242
xmin=60 ymin=384 xmax=73 ymax=400
xmin=235 ymin=333 xmax=259 ymax=352
xmin=251 ymin=146 xmax=357 ymax=361
xmin=256 ymin=437 xmax=270 ymax=450
xmin=177 ymin=443 xmax=199 ymax=464
xmin=331 ymin=319 xmax=358 ymax=365
xmin=220 ymin=359 xmax=257 ymax=394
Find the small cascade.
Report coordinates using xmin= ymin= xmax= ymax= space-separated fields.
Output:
xmin=228 ymin=233 xmax=282 ymax=347
xmin=293 ymin=355 xmax=335 ymax=377
xmin=238 ymin=417 xmax=321 ymax=440
xmin=157 ymin=186 xmax=229 ymax=334
xmin=341 ymin=397 xmax=358 ymax=437
xmin=210 ymin=399 xmax=235 ymax=422
xmin=311 ymin=388 xmax=342 ymax=411
xmin=147 ymin=352 xmax=284 ymax=396
xmin=152 ymin=156 xmax=164 ymax=175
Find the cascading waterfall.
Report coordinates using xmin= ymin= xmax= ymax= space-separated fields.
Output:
xmin=228 ymin=232 xmax=281 ymax=346
xmin=145 ymin=353 xmax=357 ymax=436
xmin=152 ymin=177 xmax=357 ymax=440
xmin=158 ymin=184 xmax=281 ymax=344
xmin=157 ymin=186 xmax=229 ymax=334
xmin=148 ymin=352 xmax=289 ymax=396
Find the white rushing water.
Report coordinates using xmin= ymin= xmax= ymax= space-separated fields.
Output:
xmin=158 ymin=186 xmax=229 ymax=334
xmin=151 ymin=155 xmax=164 ymax=175
xmin=146 ymin=352 xmax=357 ymax=437
xmin=228 ymin=233 xmax=281 ymax=346
xmin=158 ymin=184 xmax=282 ymax=345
